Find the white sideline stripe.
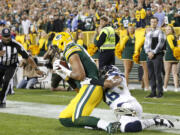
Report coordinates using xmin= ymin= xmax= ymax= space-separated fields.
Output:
xmin=45 ymin=95 xmax=74 ymax=99
xmin=0 ymin=101 xmax=180 ymax=134
xmin=141 ymin=101 xmax=180 ymax=106
xmin=45 ymin=95 xmax=180 ymax=106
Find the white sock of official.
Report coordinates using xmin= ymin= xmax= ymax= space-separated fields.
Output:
xmin=140 ymin=119 xmax=155 ymax=129
xmin=97 ymin=119 xmax=110 ymax=131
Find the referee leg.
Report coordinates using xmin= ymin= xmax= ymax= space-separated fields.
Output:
xmin=0 ymin=65 xmax=16 ymax=104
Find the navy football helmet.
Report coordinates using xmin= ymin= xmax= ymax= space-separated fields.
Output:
xmin=100 ymin=65 xmax=121 ymax=78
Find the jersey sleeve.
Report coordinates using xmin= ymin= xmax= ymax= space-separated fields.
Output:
xmin=64 ymin=44 xmax=82 ymax=61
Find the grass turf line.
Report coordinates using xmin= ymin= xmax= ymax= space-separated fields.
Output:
xmin=0 ymin=113 xmax=178 ymax=135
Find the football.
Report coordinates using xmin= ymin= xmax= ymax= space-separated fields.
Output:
xmin=60 ymin=60 xmax=69 ymax=69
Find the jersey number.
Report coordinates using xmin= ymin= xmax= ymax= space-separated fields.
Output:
xmin=106 ymin=91 xmax=119 ymax=105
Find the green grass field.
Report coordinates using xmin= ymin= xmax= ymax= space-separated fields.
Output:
xmin=0 ymin=89 xmax=180 ymax=135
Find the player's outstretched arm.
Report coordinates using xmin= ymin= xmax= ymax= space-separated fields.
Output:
xmin=81 ymin=75 xmax=122 ymax=89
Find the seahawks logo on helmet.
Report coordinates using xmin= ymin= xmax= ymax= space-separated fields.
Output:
xmin=100 ymin=65 xmax=123 ymax=78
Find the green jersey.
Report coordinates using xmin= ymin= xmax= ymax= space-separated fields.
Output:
xmin=63 ymin=42 xmax=99 ymax=80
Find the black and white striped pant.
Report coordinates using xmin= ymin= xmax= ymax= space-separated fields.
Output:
xmin=0 ymin=64 xmax=17 ymax=104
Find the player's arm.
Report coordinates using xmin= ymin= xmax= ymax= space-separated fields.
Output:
xmin=68 ymin=53 xmax=86 ymax=81
xmin=103 ymin=76 xmax=122 ymax=89
xmin=83 ymin=75 xmax=122 ymax=89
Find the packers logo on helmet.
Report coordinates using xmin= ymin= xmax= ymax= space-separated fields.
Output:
xmin=52 ymin=32 xmax=73 ymax=51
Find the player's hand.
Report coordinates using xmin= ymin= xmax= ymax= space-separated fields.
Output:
xmin=56 ymin=69 xmax=69 ymax=80
xmin=53 ymin=59 xmax=61 ymax=70
xmin=53 ymin=60 xmax=72 ymax=80
xmin=0 ymin=50 xmax=5 ymax=56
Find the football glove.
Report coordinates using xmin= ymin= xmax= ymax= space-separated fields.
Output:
xmin=53 ymin=60 xmax=72 ymax=81
xmin=53 ymin=59 xmax=61 ymax=70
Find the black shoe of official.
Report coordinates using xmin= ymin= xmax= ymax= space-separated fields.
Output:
xmin=145 ymin=93 xmax=156 ymax=98
xmin=156 ymin=93 xmax=163 ymax=98
xmin=0 ymin=103 xmax=6 ymax=108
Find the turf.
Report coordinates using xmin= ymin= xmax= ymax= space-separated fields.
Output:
xmin=7 ymin=89 xmax=180 ymax=116
xmin=0 ymin=113 xmax=178 ymax=135
xmin=1 ymin=88 xmax=179 ymax=135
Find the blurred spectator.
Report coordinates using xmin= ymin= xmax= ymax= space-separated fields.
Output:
xmin=39 ymin=16 xmax=48 ymax=33
xmin=135 ymin=3 xmax=146 ymax=28
xmin=120 ymin=9 xmax=131 ymax=28
xmin=75 ymin=30 xmax=87 ymax=49
xmin=153 ymin=5 xmax=165 ymax=27
xmin=53 ymin=14 xmax=64 ymax=32
xmin=144 ymin=17 xmax=166 ymax=98
xmin=144 ymin=0 xmax=151 ymax=10
xmin=47 ymin=15 xmax=54 ymax=33
xmin=121 ymin=24 xmax=135 ymax=85
xmin=16 ymin=50 xmax=42 ymax=89
xmin=21 ymin=14 xmax=31 ymax=35
xmin=38 ymin=30 xmax=48 ymax=56
xmin=163 ymin=25 xmax=179 ymax=92
xmin=84 ymin=10 xmax=95 ymax=31
xmin=174 ymin=1 xmax=180 ymax=27
xmin=164 ymin=4 xmax=175 ymax=26
xmin=71 ymin=11 xmax=79 ymax=32
xmin=145 ymin=8 xmax=153 ymax=26
xmin=66 ymin=14 xmax=74 ymax=32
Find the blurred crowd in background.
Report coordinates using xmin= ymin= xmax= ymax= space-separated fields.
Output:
xmin=0 ymin=0 xmax=179 ymax=92
xmin=0 ymin=0 xmax=179 ymax=56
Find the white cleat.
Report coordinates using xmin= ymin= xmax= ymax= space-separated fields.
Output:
xmin=153 ymin=116 xmax=174 ymax=128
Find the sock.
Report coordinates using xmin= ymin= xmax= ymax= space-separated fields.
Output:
xmin=59 ymin=118 xmax=77 ymax=127
xmin=60 ymin=116 xmax=100 ymax=128
xmin=140 ymin=119 xmax=155 ymax=129
xmin=125 ymin=120 xmax=142 ymax=132
xmin=97 ymin=119 xmax=110 ymax=131
xmin=74 ymin=116 xmax=100 ymax=128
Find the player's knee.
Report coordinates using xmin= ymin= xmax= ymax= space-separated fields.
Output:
xmin=59 ymin=118 xmax=74 ymax=127
xmin=125 ymin=120 xmax=142 ymax=132
xmin=73 ymin=118 xmax=81 ymax=126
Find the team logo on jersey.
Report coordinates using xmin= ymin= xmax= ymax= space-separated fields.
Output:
xmin=55 ymin=35 xmax=62 ymax=40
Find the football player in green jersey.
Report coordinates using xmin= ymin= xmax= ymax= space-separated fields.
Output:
xmin=52 ymin=32 xmax=120 ymax=134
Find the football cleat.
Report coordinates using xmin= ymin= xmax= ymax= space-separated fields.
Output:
xmin=106 ymin=122 xmax=121 ymax=134
xmin=153 ymin=116 xmax=174 ymax=128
